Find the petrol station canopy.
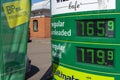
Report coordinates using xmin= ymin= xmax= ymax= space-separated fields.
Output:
xmin=32 ymin=0 xmax=50 ymax=11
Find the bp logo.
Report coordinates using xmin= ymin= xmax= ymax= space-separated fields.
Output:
xmin=3 ymin=0 xmax=30 ymax=28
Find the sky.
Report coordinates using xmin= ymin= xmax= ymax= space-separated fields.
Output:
xmin=32 ymin=0 xmax=43 ymax=4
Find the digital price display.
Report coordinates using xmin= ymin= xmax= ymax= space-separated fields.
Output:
xmin=51 ymin=0 xmax=120 ymax=79
xmin=77 ymin=19 xmax=114 ymax=37
xmin=77 ymin=47 xmax=114 ymax=67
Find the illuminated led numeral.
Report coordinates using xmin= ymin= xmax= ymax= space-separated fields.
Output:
xmin=80 ymin=48 xmax=85 ymax=62
xmin=97 ymin=21 xmax=105 ymax=37
xmin=97 ymin=50 xmax=105 ymax=65
xmin=108 ymin=20 xmax=114 ymax=31
xmin=87 ymin=22 xmax=94 ymax=36
xmin=80 ymin=22 xmax=85 ymax=36
xmin=87 ymin=49 xmax=94 ymax=64
xmin=107 ymin=51 xmax=114 ymax=60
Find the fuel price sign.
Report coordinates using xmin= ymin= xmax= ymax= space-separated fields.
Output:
xmin=51 ymin=0 xmax=120 ymax=80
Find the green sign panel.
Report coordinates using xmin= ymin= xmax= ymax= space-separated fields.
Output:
xmin=51 ymin=0 xmax=120 ymax=80
xmin=0 ymin=0 xmax=31 ymax=80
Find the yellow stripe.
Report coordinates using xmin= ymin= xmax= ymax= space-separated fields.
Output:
xmin=53 ymin=63 xmax=115 ymax=80
xmin=53 ymin=61 xmax=120 ymax=76
xmin=52 ymin=39 xmax=120 ymax=46
xmin=52 ymin=12 xmax=120 ymax=19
